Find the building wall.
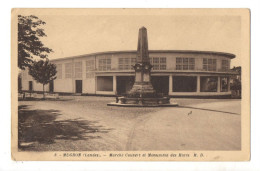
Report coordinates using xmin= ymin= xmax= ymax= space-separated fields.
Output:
xmin=21 ymin=68 xmax=50 ymax=92
xmin=21 ymin=51 xmax=234 ymax=97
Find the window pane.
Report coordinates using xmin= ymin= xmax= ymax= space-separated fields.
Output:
xmin=208 ymin=65 xmax=213 ymax=71
xmin=118 ymin=58 xmax=134 ymax=70
xmin=183 ymin=65 xmax=188 ymax=70
xmin=160 ymin=65 xmax=166 ymax=70
xmin=221 ymin=60 xmax=229 ymax=71
xmin=56 ymin=64 xmax=62 ymax=79
xmin=65 ymin=63 xmax=72 ymax=78
xmin=131 ymin=58 xmax=136 ymax=64
xmin=203 ymin=58 xmax=207 ymax=64
xmin=124 ymin=58 xmax=129 ymax=63
xmin=119 ymin=58 xmax=123 ymax=64
xmin=176 ymin=58 xmax=182 ymax=63
xmin=86 ymin=60 xmax=94 ymax=71
xmin=160 ymin=57 xmax=166 ymax=63
xmin=99 ymin=58 xmax=111 ymax=71
xmin=212 ymin=65 xmax=216 ymax=71
xmin=153 ymin=57 xmax=159 ymax=63
xmin=153 ymin=65 xmax=159 ymax=70
xmin=189 ymin=58 xmax=195 ymax=64
xmin=97 ymin=76 xmax=113 ymax=91
xmin=119 ymin=65 xmax=124 ymax=70
xmin=203 ymin=65 xmax=207 ymax=70
xmin=221 ymin=77 xmax=228 ymax=92
xmin=176 ymin=65 xmax=182 ymax=70
xmin=200 ymin=76 xmax=218 ymax=92
xmin=203 ymin=58 xmax=217 ymax=71
xmin=189 ymin=65 xmax=195 ymax=70
xmin=183 ymin=58 xmax=189 ymax=64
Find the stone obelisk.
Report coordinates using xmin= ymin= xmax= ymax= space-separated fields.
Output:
xmin=128 ymin=27 xmax=156 ymax=97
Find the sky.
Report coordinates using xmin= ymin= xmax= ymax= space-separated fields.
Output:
xmin=38 ymin=14 xmax=241 ymax=67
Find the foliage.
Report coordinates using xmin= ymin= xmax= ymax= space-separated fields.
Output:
xmin=231 ymin=66 xmax=241 ymax=75
xmin=18 ymin=15 xmax=53 ymax=70
xmin=28 ymin=60 xmax=57 ymax=98
xmin=230 ymin=66 xmax=241 ymax=91
xmin=230 ymin=78 xmax=241 ymax=91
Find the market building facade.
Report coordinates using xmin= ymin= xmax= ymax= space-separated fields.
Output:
xmin=21 ymin=50 xmax=236 ymax=97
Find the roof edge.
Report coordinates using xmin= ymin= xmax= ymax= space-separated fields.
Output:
xmin=51 ymin=50 xmax=236 ymax=61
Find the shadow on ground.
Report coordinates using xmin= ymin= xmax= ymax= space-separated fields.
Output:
xmin=18 ymin=105 xmax=112 ymax=151
xmin=18 ymin=97 xmax=72 ymax=101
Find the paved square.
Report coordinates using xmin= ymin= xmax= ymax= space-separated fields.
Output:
xmin=18 ymin=96 xmax=241 ymax=151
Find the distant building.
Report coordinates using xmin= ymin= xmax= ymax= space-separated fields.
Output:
xmin=21 ymin=50 xmax=236 ymax=97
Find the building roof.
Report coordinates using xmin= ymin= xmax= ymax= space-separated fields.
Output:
xmin=51 ymin=50 xmax=236 ymax=62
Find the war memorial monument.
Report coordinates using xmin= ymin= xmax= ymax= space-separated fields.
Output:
xmin=108 ymin=27 xmax=178 ymax=107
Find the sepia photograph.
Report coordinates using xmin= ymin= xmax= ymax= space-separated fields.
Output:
xmin=11 ymin=8 xmax=250 ymax=161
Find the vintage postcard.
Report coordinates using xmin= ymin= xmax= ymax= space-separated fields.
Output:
xmin=11 ymin=8 xmax=250 ymax=161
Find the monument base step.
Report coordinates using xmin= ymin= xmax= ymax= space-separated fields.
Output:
xmin=107 ymin=102 xmax=178 ymax=107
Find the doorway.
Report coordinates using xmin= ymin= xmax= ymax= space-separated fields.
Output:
xmin=49 ymin=80 xmax=54 ymax=93
xmin=29 ymin=81 xmax=33 ymax=92
xmin=116 ymin=76 xmax=135 ymax=95
xmin=172 ymin=76 xmax=197 ymax=92
xmin=151 ymin=76 xmax=169 ymax=95
xmin=75 ymin=80 xmax=82 ymax=93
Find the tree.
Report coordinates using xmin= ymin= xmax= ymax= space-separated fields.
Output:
xmin=18 ymin=15 xmax=53 ymax=70
xmin=231 ymin=66 xmax=242 ymax=97
xmin=28 ymin=60 xmax=57 ymax=99
xmin=18 ymin=72 xmax=22 ymax=92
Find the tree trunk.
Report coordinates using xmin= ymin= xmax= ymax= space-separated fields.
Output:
xmin=43 ymin=84 xmax=45 ymax=99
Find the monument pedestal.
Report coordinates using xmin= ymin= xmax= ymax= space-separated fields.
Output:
xmin=128 ymin=61 xmax=155 ymax=97
xmin=128 ymin=82 xmax=156 ymax=97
